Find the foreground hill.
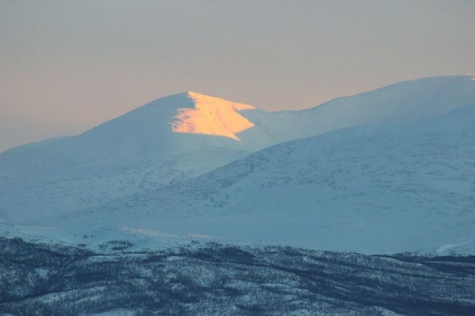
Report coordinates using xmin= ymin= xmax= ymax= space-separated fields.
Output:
xmin=1 ymin=237 xmax=474 ymax=316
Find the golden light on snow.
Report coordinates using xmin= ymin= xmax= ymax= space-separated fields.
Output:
xmin=171 ymin=92 xmax=255 ymax=141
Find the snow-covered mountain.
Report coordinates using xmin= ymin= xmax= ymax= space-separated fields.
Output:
xmin=35 ymin=103 xmax=475 ymax=254
xmin=0 ymin=92 xmax=276 ymax=221
xmin=2 ymin=75 xmax=475 ymax=254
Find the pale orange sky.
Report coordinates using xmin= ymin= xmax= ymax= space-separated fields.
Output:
xmin=1 ymin=0 xmax=474 ymax=152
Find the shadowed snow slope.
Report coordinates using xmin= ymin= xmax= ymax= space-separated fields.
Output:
xmin=262 ymin=75 xmax=475 ymax=142
xmin=40 ymin=104 xmax=475 ymax=254
xmin=1 ymin=75 xmax=475 ymax=234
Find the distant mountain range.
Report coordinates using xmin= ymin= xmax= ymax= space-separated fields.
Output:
xmin=1 ymin=75 xmax=475 ymax=255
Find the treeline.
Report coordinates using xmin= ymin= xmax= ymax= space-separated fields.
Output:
xmin=1 ymin=237 xmax=474 ymax=315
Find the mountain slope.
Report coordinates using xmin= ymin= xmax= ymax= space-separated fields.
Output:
xmin=44 ymin=104 xmax=475 ymax=254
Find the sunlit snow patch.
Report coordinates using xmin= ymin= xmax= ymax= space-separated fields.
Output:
xmin=171 ymin=91 xmax=255 ymax=140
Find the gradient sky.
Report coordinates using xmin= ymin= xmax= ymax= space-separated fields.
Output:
xmin=1 ymin=0 xmax=474 ymax=152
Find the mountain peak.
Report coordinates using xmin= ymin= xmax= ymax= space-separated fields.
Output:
xmin=171 ymin=91 xmax=256 ymax=140
xmin=182 ymin=91 xmax=255 ymax=110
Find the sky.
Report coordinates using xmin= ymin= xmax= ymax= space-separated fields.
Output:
xmin=1 ymin=0 xmax=474 ymax=152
